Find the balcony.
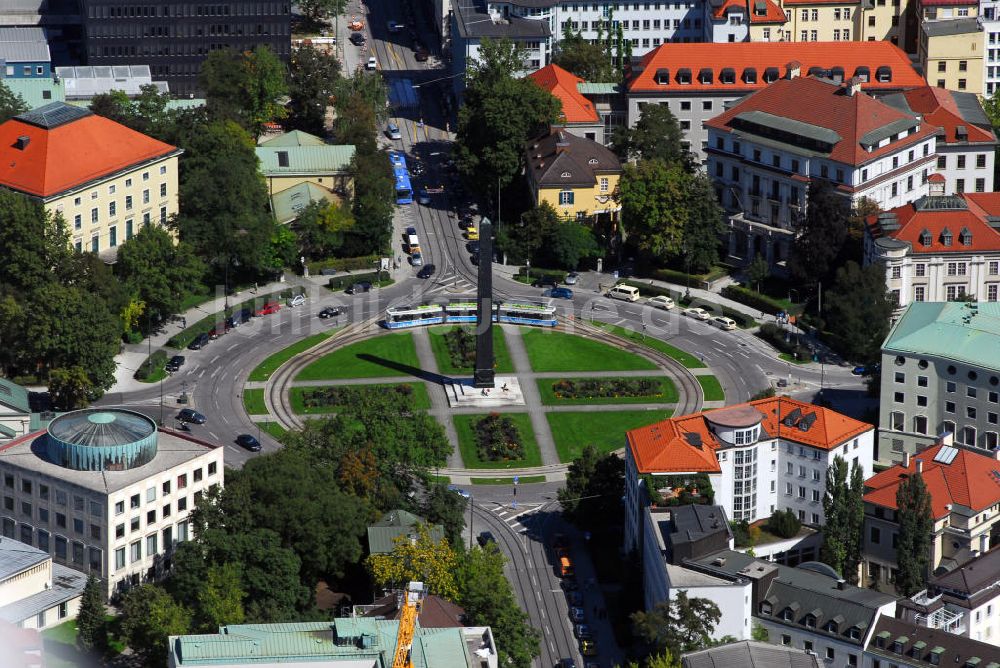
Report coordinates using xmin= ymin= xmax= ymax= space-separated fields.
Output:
xmin=915 ymin=606 xmax=966 ymax=635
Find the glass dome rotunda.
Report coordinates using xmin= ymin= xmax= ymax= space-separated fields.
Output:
xmin=46 ymin=409 xmax=158 ymax=471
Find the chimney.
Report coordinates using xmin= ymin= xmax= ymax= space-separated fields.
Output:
xmin=15 ymin=136 xmax=30 ymax=150
xmin=786 ymin=61 xmax=801 ymax=79
xmin=902 ymin=451 xmax=910 ymax=468
xmin=836 ymin=579 xmax=846 ymax=590
xmin=940 ymin=431 xmax=954 ymax=447
xmin=555 ymin=131 xmax=570 ymax=154
xmin=915 ymin=458 xmax=923 ymax=473
xmin=845 ymin=76 xmax=862 ymax=97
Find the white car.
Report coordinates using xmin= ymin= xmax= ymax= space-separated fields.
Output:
xmin=648 ymin=295 xmax=675 ymax=310
xmin=387 ymin=20 xmax=403 ymax=33
xmin=366 ymin=56 xmax=377 ymax=70
xmin=287 ymin=294 xmax=306 ymax=307
xmin=683 ymin=307 xmax=710 ymax=320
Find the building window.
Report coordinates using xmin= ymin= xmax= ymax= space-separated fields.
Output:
xmin=871 ymin=527 xmax=881 ymax=543
xmin=130 ymin=540 xmax=142 ymax=563
xmin=558 ymin=191 xmax=574 ymax=205
xmin=914 ymin=415 xmax=928 ymax=434
xmin=146 ymin=533 xmax=158 ymax=557
xmin=115 ymin=547 xmax=125 ymax=570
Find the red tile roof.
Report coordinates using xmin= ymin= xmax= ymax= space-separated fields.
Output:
xmin=867 ymin=193 xmax=1000 ymax=255
xmin=899 ymin=86 xmax=996 ymax=145
xmin=527 ymin=64 xmax=600 ymax=124
xmin=712 ymin=0 xmax=787 ymax=23
xmin=629 ymin=41 xmax=925 ymax=94
xmin=627 ymin=396 xmax=872 ymax=474
xmin=705 ymin=76 xmax=938 ymax=166
xmin=0 ymin=107 xmax=179 ymax=198
xmin=863 ymin=443 xmax=1000 ymax=518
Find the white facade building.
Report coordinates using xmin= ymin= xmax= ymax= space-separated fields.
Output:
xmin=0 ymin=537 xmax=85 ymax=630
xmin=0 ymin=409 xmax=224 ymax=601
xmin=982 ymin=1 xmax=1000 ymax=97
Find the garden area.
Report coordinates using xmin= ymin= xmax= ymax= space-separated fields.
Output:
xmin=290 ymin=383 xmax=431 ymax=414
xmin=520 ymin=330 xmax=657 ymax=373
xmin=537 ymin=377 xmax=678 ymax=405
xmin=697 ymin=375 xmax=726 ymax=401
xmin=756 ymin=322 xmax=813 ymax=364
xmin=546 ymin=410 xmax=672 ymax=462
xmin=249 ymin=331 xmax=335 ymax=381
xmin=428 ymin=326 xmax=513 ymax=375
xmin=454 ymin=413 xmax=542 ymax=468
xmin=295 ymin=332 xmax=421 ymax=380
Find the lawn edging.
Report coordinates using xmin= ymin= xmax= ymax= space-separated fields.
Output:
xmin=248 ymin=331 xmax=335 ymax=382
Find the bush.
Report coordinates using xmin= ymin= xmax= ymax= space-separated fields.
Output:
xmin=443 ymin=327 xmax=476 ymax=369
xmin=473 ymin=413 xmax=526 ymax=462
xmin=550 ymin=378 xmax=662 ymax=399
xmin=327 ymin=271 xmax=383 ymax=291
xmin=515 ymin=267 xmax=566 ymax=284
xmin=305 ymin=254 xmax=379 ymax=276
xmin=731 ymin=520 xmax=752 ymax=548
xmin=133 ymin=350 xmax=167 ymax=381
xmin=756 ymin=323 xmax=811 ymax=360
xmin=721 ymin=285 xmax=787 ymax=315
xmin=767 ymin=509 xmax=801 ymax=538
xmin=301 ymin=384 xmax=414 ymax=410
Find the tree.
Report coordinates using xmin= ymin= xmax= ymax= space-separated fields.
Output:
xmin=48 ymin=366 xmax=94 ymax=411
xmin=544 ymin=220 xmax=599 ymax=269
xmin=347 ymin=148 xmax=394 ymax=256
xmin=558 ymin=446 xmax=625 ymax=530
xmin=615 ymin=103 xmax=690 ymax=168
xmin=645 ymin=651 xmax=682 ymax=668
xmin=455 ymin=38 xmax=561 ymax=196
xmin=200 ymin=47 xmax=288 ymax=137
xmin=0 ymin=79 xmax=28 ymax=124
xmin=196 ymin=563 xmax=246 ymax=630
xmin=421 ymin=482 xmax=467 ymax=548
xmin=287 ymin=45 xmax=340 ymax=136
xmin=295 ymin=200 xmax=354 ymax=259
xmin=617 ymin=160 xmax=692 ymax=259
xmin=789 ymin=180 xmax=850 ymax=285
xmin=843 ymin=460 xmax=866 ymax=585
xmin=497 ymin=202 xmax=557 ymax=266
xmin=367 ymin=523 xmax=459 ymax=599
xmin=115 ymin=227 xmax=205 ymax=321
xmin=0 ymin=190 xmax=70 ymax=296
xmin=298 ymin=0 xmax=346 ymax=23
xmin=120 ymin=585 xmax=192 ymax=667
xmin=751 ymin=622 xmax=768 ymax=642
xmin=76 ymin=575 xmax=106 ymax=652
xmin=767 ymin=509 xmax=801 ymax=538
xmin=821 ymin=456 xmax=850 ymax=577
xmin=824 ymin=261 xmax=894 ymax=364
xmin=895 ymin=471 xmax=933 ymax=596
xmin=632 ymin=591 xmax=721 ymax=657
xmin=552 ymin=28 xmax=617 ymax=83
xmin=89 ymin=85 xmax=173 ymax=139
xmin=681 ymin=172 xmax=726 ymax=273
xmin=747 ymin=254 xmax=770 ymax=292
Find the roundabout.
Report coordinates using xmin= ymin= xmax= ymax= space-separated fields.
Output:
xmin=244 ymin=316 xmax=724 ymax=483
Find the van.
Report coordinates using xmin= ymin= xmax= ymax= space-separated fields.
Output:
xmin=712 ymin=316 xmax=737 ymax=331
xmin=606 ymin=284 xmax=640 ymax=302
xmin=406 ymin=234 xmax=421 ymax=254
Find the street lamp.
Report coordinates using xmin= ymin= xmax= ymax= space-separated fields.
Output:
xmin=525 ymin=259 xmax=531 ymax=286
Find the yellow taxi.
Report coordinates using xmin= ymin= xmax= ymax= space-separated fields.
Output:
xmin=465 ymin=227 xmax=479 ymax=241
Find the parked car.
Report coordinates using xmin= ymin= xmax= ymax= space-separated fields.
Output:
xmin=287 ymin=294 xmax=306 ymax=307
xmin=231 ymin=308 xmax=252 ymax=326
xmin=387 ymin=20 xmax=403 ymax=32
xmin=366 ymin=56 xmax=377 ymax=70
xmin=348 ymin=19 xmax=364 ymax=31
xmin=682 ymin=307 xmax=710 ymax=320
xmin=580 ymin=640 xmax=597 ymax=656
xmin=415 ymin=47 xmax=429 ymax=62
xmin=235 ymin=434 xmax=261 ymax=452
xmin=564 ymin=272 xmax=579 ymax=285
xmin=417 ymin=264 xmax=436 ymax=279
xmin=647 ymin=295 xmax=676 ymax=310
xmin=165 ymin=355 xmax=185 ymax=372
xmin=208 ymin=325 xmax=226 ymax=339
xmin=405 ymin=225 xmax=417 ymax=236
xmin=712 ymin=315 xmax=737 ymax=331
xmin=477 ymin=531 xmax=496 ymax=547
xmin=574 ymin=624 xmax=592 ymax=640
xmin=532 ymin=277 xmax=558 ymax=289
xmin=318 ymin=306 xmax=343 ymax=319
xmin=446 ymin=484 xmax=470 ymax=499
xmin=177 ymin=408 xmax=206 ymax=424
xmin=467 ymin=241 xmax=480 ymax=254
xmin=187 ymin=333 xmax=210 ymax=350
xmin=465 ymin=227 xmax=479 ymax=241
xmin=852 ymin=363 xmax=879 ymax=376
xmin=349 ymin=32 xmax=366 ymax=46
xmin=386 ymin=122 xmax=402 ymax=140
xmin=256 ymin=301 xmax=281 ymax=316
xmin=561 ymin=575 xmax=578 ymax=591
xmin=459 ymin=216 xmax=472 ymax=230
xmin=410 ymin=252 xmax=423 ymax=266
xmin=345 ymin=282 xmax=372 ymax=295
xmin=569 ymin=607 xmax=585 ymax=623
xmin=566 ymin=591 xmax=583 ymax=606
xmin=470 ymin=253 xmax=479 ymax=265
xmin=410 ymin=160 xmax=426 ymax=176
xmin=417 ymin=188 xmax=431 ymax=205
xmin=546 ymin=287 xmax=573 ymax=299
xmin=558 ymin=660 xmax=577 ymax=668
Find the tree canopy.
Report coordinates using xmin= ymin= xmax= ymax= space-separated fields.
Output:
xmin=824 ymin=261 xmax=894 ymax=364
xmin=895 ymin=471 xmax=933 ymax=596
xmin=632 ymin=591 xmax=721 ymax=658
xmin=789 ymin=180 xmax=850 ymax=285
xmin=287 ymin=45 xmax=340 ymax=136
xmin=115 ymin=226 xmax=205 ymax=320
xmin=0 ymin=78 xmax=28 ymax=124
xmin=200 ymin=46 xmax=288 ymax=138
xmin=552 ymin=28 xmax=618 ymax=83
xmin=120 ymin=585 xmax=192 ymax=667
xmin=558 ymin=445 xmax=625 ymax=530
xmin=366 ymin=523 xmax=459 ymax=599
xmin=614 ymin=103 xmax=691 ymax=168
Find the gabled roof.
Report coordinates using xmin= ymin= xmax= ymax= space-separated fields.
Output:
xmin=255 ymin=144 xmax=355 ymax=176
xmin=863 ymin=443 xmax=1000 ymax=518
xmin=868 ymin=615 xmax=1000 ymax=667
xmin=629 ymin=41 xmax=925 ymax=94
xmin=705 ymin=77 xmax=936 ymax=166
xmin=882 ymin=86 xmax=996 ymax=146
xmin=866 ymin=193 xmax=1000 ymax=255
xmin=525 ymin=128 xmax=621 ymax=189
xmin=882 ymin=301 xmax=1000 ymax=372
xmin=627 ymin=396 xmax=872 ymax=474
xmin=259 ymin=129 xmax=328 ymax=147
xmin=0 ymin=102 xmax=180 ymax=198
xmin=929 ymin=544 xmax=1000 ymax=598
xmin=682 ymin=641 xmax=821 ymax=668
xmin=527 ymin=64 xmax=600 ymax=124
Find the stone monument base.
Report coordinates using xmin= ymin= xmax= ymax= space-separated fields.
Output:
xmin=445 ymin=375 xmax=525 ymax=408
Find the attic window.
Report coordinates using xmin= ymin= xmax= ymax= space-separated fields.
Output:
xmin=847 ymin=627 xmax=861 ymax=640
xmin=942 ymin=228 xmax=953 ymax=247
xmin=831 ymin=66 xmax=845 ymax=82
xmin=876 ymin=65 xmax=892 ymax=83
xmin=763 ymin=67 xmax=780 ymax=83
xmin=698 ymin=67 xmax=713 ymax=84
xmin=760 ymin=601 xmax=773 ymax=615
xmin=782 ymin=608 xmax=794 ymax=621
xmin=960 ymin=227 xmax=972 ymax=246
xmin=854 ymin=66 xmax=870 ymax=83
xmin=754 ymin=0 xmax=766 ymax=15
xmin=803 ymin=614 xmax=817 ymax=628
xmin=920 ymin=229 xmax=932 ymax=247
xmin=676 ymin=68 xmax=692 ymax=85
xmin=743 ymin=67 xmax=757 ymax=84
xmin=956 ymin=125 xmax=969 ymax=140
xmin=277 ymin=151 xmax=289 ymax=167
xmin=655 ymin=67 xmax=670 ymax=85
xmin=808 ymin=66 xmax=827 ymax=78
xmin=720 ymin=67 xmax=736 ymax=84
xmin=560 ymin=171 xmax=572 ymax=178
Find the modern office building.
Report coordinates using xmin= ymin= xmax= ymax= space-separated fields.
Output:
xmin=0 ymin=537 xmax=85 ymax=630
xmin=876 ymin=301 xmax=1000 ymax=461
xmin=863 ymin=439 xmax=1000 ymax=588
xmin=0 ymin=27 xmax=50 ymax=78
xmin=624 ymin=397 xmax=874 ymax=556
xmin=0 ymin=408 xmax=224 ymax=600
xmin=77 ymin=0 xmax=291 ymax=96
xmin=0 ymin=102 xmax=181 ymax=260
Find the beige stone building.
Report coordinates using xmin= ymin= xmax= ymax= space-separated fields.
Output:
xmin=256 ymin=130 xmax=355 ymax=200
xmin=858 ymin=0 xmax=912 ymax=46
xmin=781 ymin=0 xmax=863 ymax=42
xmin=920 ymin=18 xmax=984 ymax=93
xmin=0 ymin=102 xmax=181 ymax=261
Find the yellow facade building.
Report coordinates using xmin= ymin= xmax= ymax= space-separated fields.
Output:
xmin=781 ymin=0 xmax=862 ymax=42
xmin=525 ymin=129 xmax=622 ymax=222
xmin=919 ymin=18 xmax=983 ymax=93
xmin=256 ymin=130 xmax=355 ymax=201
xmin=0 ymin=102 xmax=181 ymax=260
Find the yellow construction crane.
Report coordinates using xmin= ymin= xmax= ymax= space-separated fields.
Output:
xmin=391 ymin=581 xmax=424 ymax=668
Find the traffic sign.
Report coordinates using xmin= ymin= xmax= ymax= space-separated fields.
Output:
xmin=513 ymin=476 xmax=519 ymax=485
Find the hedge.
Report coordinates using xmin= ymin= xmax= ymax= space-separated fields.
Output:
xmin=514 ymin=267 xmax=567 ymax=284
xmin=165 ymin=287 xmax=305 ymax=349
xmin=622 ymin=280 xmax=682 ymax=301
xmin=757 ymin=323 xmax=811 ymax=360
xmin=134 ymin=349 xmax=168 ymax=381
xmin=721 ymin=285 xmax=787 ymax=315
xmin=306 ymin=254 xmax=379 ymax=276
xmin=326 ymin=271 xmax=394 ymax=291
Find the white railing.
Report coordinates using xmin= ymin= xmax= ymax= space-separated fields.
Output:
xmin=915 ymin=606 xmax=966 ymax=635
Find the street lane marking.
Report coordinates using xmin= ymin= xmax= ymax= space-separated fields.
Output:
xmin=209 ymin=431 xmax=219 ymax=440
xmin=210 ymin=355 xmax=220 ymax=364
xmin=227 ymin=343 xmax=239 ymax=352
xmin=210 ymin=367 xmax=221 ymax=378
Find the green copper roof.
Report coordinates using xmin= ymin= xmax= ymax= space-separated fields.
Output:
xmin=0 ymin=378 xmax=30 ymax=413
xmin=3 ymin=77 xmax=65 ymax=110
xmin=882 ymin=302 xmax=1000 ymax=371
xmin=255 ymin=144 xmax=355 ymax=176
xmin=367 ymin=509 xmax=445 ymax=554
xmin=270 ymin=181 xmax=335 ymax=224
xmin=259 ymin=130 xmax=328 ymax=147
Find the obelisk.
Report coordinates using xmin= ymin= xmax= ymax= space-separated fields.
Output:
xmin=473 ymin=218 xmax=495 ymax=388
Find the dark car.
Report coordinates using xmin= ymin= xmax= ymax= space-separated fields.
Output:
xmin=558 ymin=658 xmax=577 ymax=668
xmin=470 ymin=253 xmax=479 ymax=266
xmin=349 ymin=32 xmax=366 ymax=46
xmin=467 ymin=241 xmax=480 ymax=254
xmin=532 ymin=277 xmax=559 ymax=289
xmin=236 ymin=434 xmax=262 ymax=452
xmin=477 ymin=531 xmax=496 ymax=547
xmin=346 ymin=282 xmax=372 ymax=295
xmin=187 ymin=333 xmax=210 ymax=350
xmin=417 ymin=264 xmax=436 ymax=279
xmin=410 ymin=160 xmax=426 ymax=176
xmin=229 ymin=309 xmax=252 ymax=327
xmin=547 ymin=287 xmax=574 ymax=299
xmin=318 ymin=306 xmax=343 ymax=319
xmin=574 ymin=624 xmax=592 ymax=640
xmin=459 ymin=216 xmax=471 ymax=230
xmin=405 ymin=225 xmax=417 ymax=236
xmin=415 ymin=47 xmax=429 ymax=62
xmin=177 ymin=408 xmax=206 ymax=424
xmin=566 ymin=591 xmax=583 ymax=606
xmin=165 ymin=355 xmax=185 ymax=372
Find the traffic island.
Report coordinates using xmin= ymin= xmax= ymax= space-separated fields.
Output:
xmin=445 ymin=375 xmax=525 ymax=408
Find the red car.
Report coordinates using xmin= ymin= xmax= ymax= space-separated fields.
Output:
xmin=255 ymin=301 xmax=281 ymax=316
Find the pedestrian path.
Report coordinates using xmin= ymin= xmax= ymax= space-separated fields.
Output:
xmin=485 ymin=502 xmax=544 ymax=534
xmin=501 ymin=325 xmax=560 ymax=467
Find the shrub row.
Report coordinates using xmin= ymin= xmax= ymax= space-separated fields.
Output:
xmin=134 ymin=350 xmax=168 ymax=381
xmin=301 ymin=384 xmax=414 ymax=409
xmin=306 ymin=254 xmax=380 ymax=275
xmin=443 ymin=327 xmax=476 ymax=369
xmin=327 ymin=272 xmax=382 ymax=291
xmin=721 ymin=285 xmax=787 ymax=316
xmin=756 ymin=323 xmax=811 ymax=360
xmin=651 ymin=267 xmax=711 ymax=288
xmin=550 ymin=378 xmax=662 ymax=400
xmin=474 ymin=413 xmax=525 ymax=462
xmin=515 ymin=267 xmax=567 ymax=283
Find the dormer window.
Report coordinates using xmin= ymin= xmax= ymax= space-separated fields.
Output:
xmin=698 ymin=67 xmax=713 ymax=84
xmin=876 ymin=65 xmax=893 ymax=83
xmin=942 ymin=228 xmax=953 ymax=247
xmin=782 ymin=607 xmax=794 ymax=621
xmin=677 ymin=68 xmax=692 ymax=85
xmin=960 ymin=227 xmax=973 ymax=246
xmin=825 ymin=620 xmax=838 ymax=634
xmin=920 ymin=229 xmax=933 ymax=247
xmin=743 ymin=67 xmax=758 ymax=84
xmin=848 ymin=627 xmax=861 ymax=640
xmin=804 ymin=614 xmax=817 ymax=628
xmin=854 ymin=66 xmax=870 ymax=83
xmin=764 ymin=67 xmax=779 ymax=83
xmin=561 ymin=171 xmax=572 ymax=178
xmin=655 ymin=67 xmax=670 ymax=85
xmin=720 ymin=67 xmax=736 ymax=84
xmin=588 ymin=158 xmax=598 ymax=165
xmin=760 ymin=601 xmax=772 ymax=615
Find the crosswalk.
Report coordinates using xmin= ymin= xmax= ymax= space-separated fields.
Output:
xmin=487 ymin=502 xmax=542 ymax=534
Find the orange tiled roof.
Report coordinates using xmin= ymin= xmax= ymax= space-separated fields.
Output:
xmin=705 ymin=76 xmax=938 ymax=166
xmin=713 ymin=0 xmax=787 ymax=22
xmin=627 ymin=396 xmax=872 ymax=474
xmin=867 ymin=193 xmax=1000 ymax=255
xmin=863 ymin=443 xmax=1000 ymax=518
xmin=899 ymin=86 xmax=996 ymax=146
xmin=628 ymin=41 xmax=925 ymax=93
xmin=0 ymin=104 xmax=179 ymax=198
xmin=527 ymin=64 xmax=600 ymax=124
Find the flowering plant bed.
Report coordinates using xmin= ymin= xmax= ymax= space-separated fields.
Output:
xmin=444 ymin=326 xmax=477 ymax=369
xmin=300 ymin=383 xmax=413 ymax=409
xmin=551 ymin=378 xmax=661 ymax=400
xmin=473 ymin=413 xmax=526 ymax=462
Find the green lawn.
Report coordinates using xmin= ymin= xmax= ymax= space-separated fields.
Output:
xmin=259 ymin=421 xmax=290 ymax=443
xmin=42 ymin=616 xmax=123 ymax=668
xmin=547 ymin=410 xmax=673 ymax=462
xmin=471 ymin=475 xmax=546 ymax=485
xmin=520 ymin=330 xmax=658 ymax=373
xmin=427 ymin=326 xmax=514 ymax=374
xmin=698 ymin=375 xmax=726 ymax=401
xmin=779 ymin=352 xmax=811 ymax=365
xmin=591 ymin=323 xmax=706 ymax=369
xmin=289 ymin=382 xmax=431 ymax=413
xmin=248 ymin=331 xmax=335 ymax=381
xmin=295 ymin=332 xmax=421 ymax=380
xmin=178 ymin=287 xmax=213 ymax=312
xmin=536 ymin=376 xmax=678 ymax=405
xmin=454 ymin=413 xmax=542 ymax=469
xmin=242 ymin=388 xmax=268 ymax=415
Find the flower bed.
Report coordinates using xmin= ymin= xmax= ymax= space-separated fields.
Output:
xmin=550 ymin=378 xmax=662 ymax=400
xmin=300 ymin=383 xmax=414 ymax=410
xmin=473 ymin=413 xmax=526 ymax=462
xmin=443 ymin=326 xmax=476 ymax=369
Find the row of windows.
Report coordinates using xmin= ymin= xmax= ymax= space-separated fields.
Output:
xmin=892 ymin=261 xmax=1000 ymax=279
xmin=73 ymin=211 xmax=165 ymax=252
xmin=1 ymin=519 xmax=102 ymax=571
xmin=88 ymin=22 xmax=290 ymax=39
xmin=71 ymin=185 xmax=168 ymax=229
xmin=0 ymin=498 xmax=103 ymax=538
xmin=888 ymin=410 xmax=1000 ymax=449
xmin=87 ymin=2 xmax=290 ymax=19
xmin=112 ymin=465 xmax=216 ymax=517
xmin=2 ymin=474 xmax=102 ymax=517
xmin=938 ymin=154 xmax=989 ymax=170
xmin=94 ymin=40 xmax=290 ymax=59
xmin=112 ymin=521 xmax=188 ymax=570
xmin=910 ymin=284 xmax=999 ymax=302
